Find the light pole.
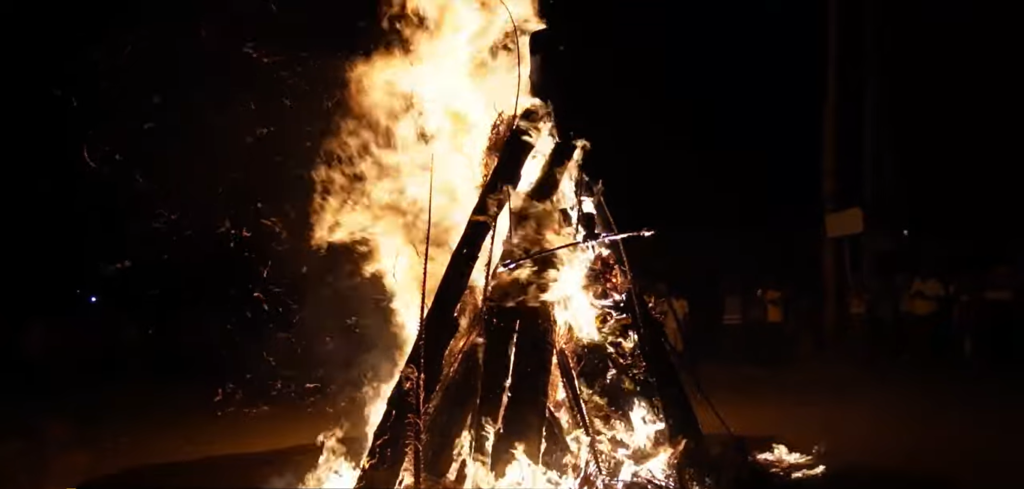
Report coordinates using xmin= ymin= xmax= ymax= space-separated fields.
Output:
xmin=821 ymin=0 xmax=839 ymax=345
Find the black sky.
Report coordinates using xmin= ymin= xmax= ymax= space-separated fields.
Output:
xmin=12 ymin=0 xmax=1020 ymax=348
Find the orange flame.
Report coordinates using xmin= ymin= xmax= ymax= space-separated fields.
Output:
xmin=303 ymin=1 xmax=711 ymax=487
xmin=305 ymin=1 xmax=547 ymax=486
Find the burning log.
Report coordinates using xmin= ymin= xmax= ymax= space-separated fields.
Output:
xmin=470 ymin=306 xmax=518 ymax=462
xmin=541 ymin=405 xmax=572 ymax=473
xmin=633 ymin=302 xmax=703 ymax=443
xmin=476 ymin=140 xmax=577 ymax=477
xmin=490 ymin=303 xmax=557 ymax=476
xmin=420 ymin=108 xmax=543 ymax=399
xmin=302 ymin=1 xmax=777 ymax=486
xmin=423 ymin=323 xmax=483 ymax=480
xmin=555 ymin=347 xmax=597 ymax=442
xmin=527 ymin=139 xmax=577 ymax=202
xmin=354 ymin=110 xmax=541 ymax=489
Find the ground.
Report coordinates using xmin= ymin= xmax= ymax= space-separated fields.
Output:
xmin=8 ymin=357 xmax=1019 ymax=489
xmin=692 ymin=359 xmax=1022 ymax=489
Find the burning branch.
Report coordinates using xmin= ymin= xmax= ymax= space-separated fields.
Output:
xmin=497 ymin=229 xmax=655 ymax=272
xmin=412 ymin=156 xmax=435 ymax=489
xmin=498 ymin=0 xmax=522 ymax=131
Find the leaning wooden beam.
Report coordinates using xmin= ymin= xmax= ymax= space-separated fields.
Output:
xmin=421 ymin=109 xmax=542 ymax=399
xmin=541 ymin=405 xmax=572 ymax=473
xmin=423 ymin=323 xmax=483 ymax=480
xmin=470 ymin=307 xmax=518 ymax=461
xmin=556 ymin=347 xmax=592 ymax=438
xmin=591 ymin=188 xmax=705 ymax=445
xmin=555 ymin=345 xmax=604 ymax=472
xmin=354 ymin=110 xmax=541 ymax=489
xmin=592 ymin=191 xmax=711 ymax=486
xmin=490 ymin=303 xmax=556 ymax=477
xmin=527 ymin=139 xmax=577 ymax=202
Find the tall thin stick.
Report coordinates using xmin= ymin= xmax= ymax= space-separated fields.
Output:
xmin=484 ymin=0 xmax=519 ymax=295
xmin=484 ymin=216 xmax=500 ymax=293
xmin=414 ymin=156 xmax=434 ymax=489
xmin=499 ymin=0 xmax=521 ymax=128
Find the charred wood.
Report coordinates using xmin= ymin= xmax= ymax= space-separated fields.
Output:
xmin=354 ymin=111 xmax=540 ymax=489
xmin=453 ymin=458 xmax=469 ymax=488
xmin=527 ymin=140 xmax=577 ymax=202
xmin=470 ymin=308 xmax=518 ymax=461
xmin=423 ymin=331 xmax=483 ymax=480
xmin=471 ymin=300 xmax=530 ymax=463
xmin=540 ymin=405 xmax=571 ymax=473
xmin=634 ymin=280 xmax=703 ymax=444
xmin=490 ymin=304 xmax=556 ymax=477
xmin=421 ymin=110 xmax=541 ymax=399
xmin=556 ymin=346 xmax=609 ymax=475
xmin=592 ymin=192 xmax=704 ymax=444
xmin=555 ymin=347 xmax=593 ymax=439
xmin=486 ymin=138 xmax=579 ymax=477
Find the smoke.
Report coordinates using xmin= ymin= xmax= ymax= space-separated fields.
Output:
xmin=300 ymin=243 xmax=404 ymax=457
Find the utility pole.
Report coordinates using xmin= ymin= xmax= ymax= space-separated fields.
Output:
xmin=862 ymin=1 xmax=875 ymax=214
xmin=821 ymin=0 xmax=839 ymax=346
xmin=861 ymin=0 xmax=877 ymax=308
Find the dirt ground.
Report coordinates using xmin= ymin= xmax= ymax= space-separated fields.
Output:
xmin=692 ymin=359 xmax=1023 ymax=489
xmin=9 ymin=358 xmax=1020 ymax=489
xmin=5 ymin=386 xmax=336 ymax=489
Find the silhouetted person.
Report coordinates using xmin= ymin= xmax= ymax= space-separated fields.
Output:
xmin=721 ymin=285 xmax=744 ymax=362
xmin=847 ymin=286 xmax=869 ymax=358
xmin=950 ymin=272 xmax=980 ymax=364
xmin=904 ymin=271 xmax=947 ymax=363
xmin=978 ymin=265 xmax=1016 ymax=368
xmin=762 ymin=285 xmax=786 ymax=365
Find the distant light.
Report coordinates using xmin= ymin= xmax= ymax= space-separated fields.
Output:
xmin=902 ymin=229 xmax=909 ymax=236
xmin=90 ymin=296 xmax=97 ymax=303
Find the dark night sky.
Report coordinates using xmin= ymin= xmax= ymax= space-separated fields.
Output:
xmin=8 ymin=0 xmax=1019 ymax=390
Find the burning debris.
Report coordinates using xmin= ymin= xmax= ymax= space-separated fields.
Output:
xmin=753 ymin=444 xmax=826 ymax=481
xmin=302 ymin=1 xmax=823 ymax=489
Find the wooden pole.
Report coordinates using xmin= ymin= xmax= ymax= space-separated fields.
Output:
xmin=473 ymin=140 xmax=575 ymax=475
xmin=490 ymin=304 xmax=557 ymax=476
xmin=822 ymin=0 xmax=840 ymax=347
xmin=471 ymin=308 xmax=519 ymax=461
xmin=861 ymin=0 xmax=878 ymax=311
xmin=423 ymin=328 xmax=483 ymax=480
xmin=540 ymin=405 xmax=572 ymax=473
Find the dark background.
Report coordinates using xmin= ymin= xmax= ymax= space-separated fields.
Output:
xmin=5 ymin=0 xmax=1020 ymax=472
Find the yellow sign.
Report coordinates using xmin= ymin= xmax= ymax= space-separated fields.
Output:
xmin=825 ymin=207 xmax=864 ymax=238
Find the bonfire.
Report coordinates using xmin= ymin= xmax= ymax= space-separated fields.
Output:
xmin=301 ymin=1 xmax=823 ymax=488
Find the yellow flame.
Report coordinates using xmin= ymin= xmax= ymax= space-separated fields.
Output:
xmin=754 ymin=443 xmax=827 ymax=480
xmin=304 ymin=1 xmax=686 ymax=488
xmin=305 ymin=1 xmax=546 ymax=487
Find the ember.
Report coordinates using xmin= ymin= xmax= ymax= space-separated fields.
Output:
xmin=303 ymin=1 xmax=816 ymax=489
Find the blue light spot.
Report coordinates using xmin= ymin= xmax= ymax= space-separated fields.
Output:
xmin=90 ymin=296 xmax=97 ymax=303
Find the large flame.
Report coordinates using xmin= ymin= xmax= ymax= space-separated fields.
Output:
xmin=303 ymin=1 xmax=825 ymax=487
xmin=306 ymin=0 xmax=548 ymax=486
xmin=300 ymin=1 xmax=829 ymax=487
